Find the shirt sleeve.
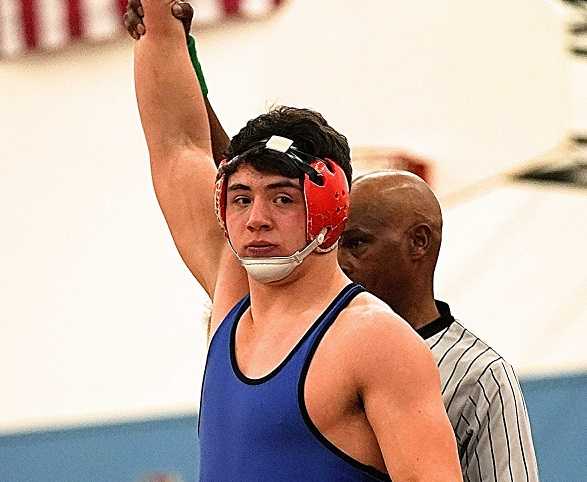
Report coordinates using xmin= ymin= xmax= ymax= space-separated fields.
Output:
xmin=459 ymin=360 xmax=540 ymax=482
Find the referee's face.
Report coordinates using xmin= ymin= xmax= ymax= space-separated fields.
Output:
xmin=338 ymin=187 xmax=412 ymax=308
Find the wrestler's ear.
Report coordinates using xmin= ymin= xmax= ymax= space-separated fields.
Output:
xmin=408 ymin=223 xmax=431 ymax=259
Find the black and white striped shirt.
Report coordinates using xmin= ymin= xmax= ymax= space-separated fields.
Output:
xmin=419 ymin=301 xmax=540 ymax=482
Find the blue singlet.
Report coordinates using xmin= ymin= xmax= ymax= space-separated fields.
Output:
xmin=198 ymin=283 xmax=391 ymax=481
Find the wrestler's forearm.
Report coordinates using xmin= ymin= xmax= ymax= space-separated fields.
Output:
xmin=134 ymin=1 xmax=211 ymax=160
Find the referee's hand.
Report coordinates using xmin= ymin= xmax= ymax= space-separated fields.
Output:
xmin=124 ymin=0 xmax=194 ymax=41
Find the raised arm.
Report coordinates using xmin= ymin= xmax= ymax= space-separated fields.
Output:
xmin=166 ymin=1 xmax=231 ymax=163
xmin=355 ymin=312 xmax=464 ymax=481
xmin=134 ymin=0 xmax=209 ymax=157
xmin=126 ymin=0 xmax=230 ymax=164
xmin=133 ymin=0 xmax=246 ymax=310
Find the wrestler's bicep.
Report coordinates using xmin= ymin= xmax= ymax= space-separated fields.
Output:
xmin=355 ymin=316 xmax=462 ymax=481
xmin=150 ymin=148 xmax=225 ymax=295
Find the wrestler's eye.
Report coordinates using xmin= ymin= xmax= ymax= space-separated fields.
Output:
xmin=232 ymin=196 xmax=251 ymax=206
xmin=274 ymin=195 xmax=293 ymax=205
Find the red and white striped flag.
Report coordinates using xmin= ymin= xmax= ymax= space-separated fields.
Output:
xmin=0 ymin=0 xmax=283 ymax=57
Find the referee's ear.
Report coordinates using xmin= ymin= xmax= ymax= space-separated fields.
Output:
xmin=408 ymin=223 xmax=432 ymax=260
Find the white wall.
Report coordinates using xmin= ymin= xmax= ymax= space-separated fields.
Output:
xmin=436 ymin=181 xmax=587 ymax=378
xmin=200 ymin=0 xmax=572 ymax=195
xmin=0 ymin=0 xmax=574 ymax=432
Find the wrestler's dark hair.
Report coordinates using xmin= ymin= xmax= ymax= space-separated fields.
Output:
xmin=223 ymin=106 xmax=352 ymax=187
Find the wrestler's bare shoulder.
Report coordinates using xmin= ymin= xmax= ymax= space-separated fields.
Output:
xmin=319 ymin=293 xmax=439 ymax=396
xmin=331 ymin=291 xmax=435 ymax=374
xmin=338 ymin=291 xmax=416 ymax=339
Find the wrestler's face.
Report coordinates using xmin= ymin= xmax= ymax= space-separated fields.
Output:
xmin=225 ymin=164 xmax=307 ymax=258
xmin=338 ymin=188 xmax=411 ymax=308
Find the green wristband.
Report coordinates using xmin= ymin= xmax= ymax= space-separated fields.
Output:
xmin=187 ymin=35 xmax=209 ymax=97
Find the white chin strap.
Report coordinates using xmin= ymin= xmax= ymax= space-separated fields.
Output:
xmin=232 ymin=229 xmax=327 ymax=284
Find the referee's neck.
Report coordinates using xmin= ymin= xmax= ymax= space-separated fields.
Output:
xmin=392 ymin=294 xmax=440 ymax=331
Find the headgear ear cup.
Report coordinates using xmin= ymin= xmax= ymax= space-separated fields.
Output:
xmin=304 ymin=159 xmax=349 ymax=251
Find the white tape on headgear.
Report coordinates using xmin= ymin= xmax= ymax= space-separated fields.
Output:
xmin=265 ymin=135 xmax=294 ymax=153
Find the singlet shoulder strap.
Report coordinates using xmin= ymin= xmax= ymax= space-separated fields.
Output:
xmin=291 ymin=283 xmax=365 ymax=360
xmin=288 ymin=282 xmax=366 ymax=369
xmin=303 ymin=282 xmax=365 ymax=347
xmin=197 ymin=293 xmax=251 ymax=433
xmin=209 ymin=294 xmax=251 ymax=352
xmin=297 ymin=283 xmax=392 ymax=481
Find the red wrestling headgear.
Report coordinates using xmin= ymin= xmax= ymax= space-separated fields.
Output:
xmin=214 ymin=136 xmax=349 ymax=252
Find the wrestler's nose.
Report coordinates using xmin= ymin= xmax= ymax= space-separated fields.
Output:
xmin=246 ymin=199 xmax=272 ymax=232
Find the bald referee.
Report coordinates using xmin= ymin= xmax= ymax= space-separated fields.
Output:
xmin=124 ymin=4 xmax=540 ymax=480
xmin=338 ymin=168 xmax=540 ymax=481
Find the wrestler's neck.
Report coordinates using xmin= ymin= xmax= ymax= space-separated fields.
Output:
xmin=247 ymin=251 xmax=349 ymax=326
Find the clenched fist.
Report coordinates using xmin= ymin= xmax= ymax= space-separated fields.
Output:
xmin=123 ymin=0 xmax=194 ymax=40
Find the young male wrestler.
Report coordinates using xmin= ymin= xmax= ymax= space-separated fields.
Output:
xmin=132 ymin=1 xmax=463 ymax=480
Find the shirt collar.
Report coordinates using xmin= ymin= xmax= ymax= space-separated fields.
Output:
xmin=416 ymin=300 xmax=455 ymax=340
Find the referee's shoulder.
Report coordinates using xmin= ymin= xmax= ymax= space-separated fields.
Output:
xmin=443 ymin=319 xmax=518 ymax=392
